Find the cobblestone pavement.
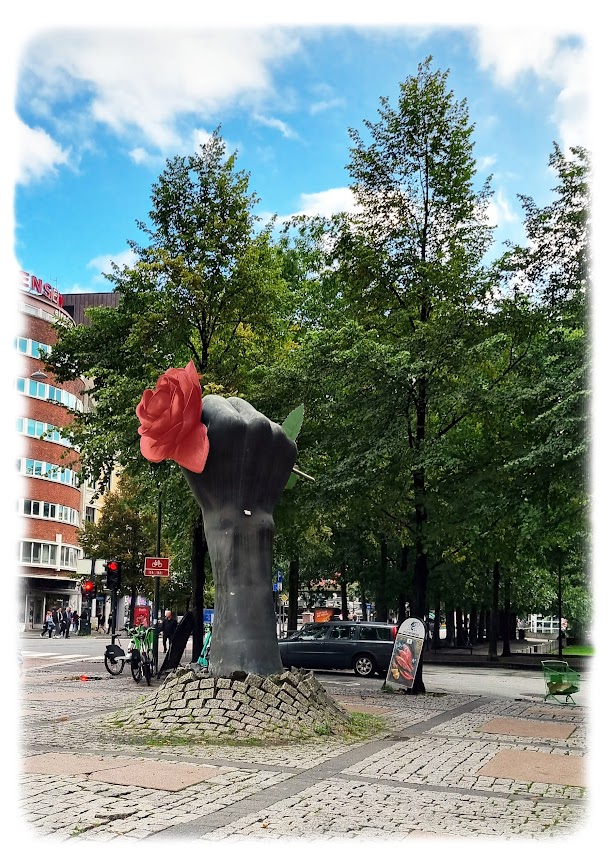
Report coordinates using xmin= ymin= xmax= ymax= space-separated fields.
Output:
xmin=17 ymin=659 xmax=590 ymax=846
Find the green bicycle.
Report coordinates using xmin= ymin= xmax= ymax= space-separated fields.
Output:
xmin=129 ymin=625 xmax=155 ymax=685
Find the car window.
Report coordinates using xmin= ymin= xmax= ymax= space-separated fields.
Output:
xmin=359 ymin=626 xmax=393 ymax=641
xmin=329 ymin=625 xmax=356 ymax=640
xmin=297 ymin=624 xmax=329 ymax=641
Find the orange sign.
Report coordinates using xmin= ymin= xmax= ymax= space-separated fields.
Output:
xmin=314 ymin=608 xmax=333 ymax=622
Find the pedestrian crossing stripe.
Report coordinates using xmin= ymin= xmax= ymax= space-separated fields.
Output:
xmin=22 ymin=652 xmax=94 ymax=662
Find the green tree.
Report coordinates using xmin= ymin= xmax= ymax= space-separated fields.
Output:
xmin=46 ymin=129 xmax=291 ymax=660
xmin=78 ymin=475 xmax=159 ymax=623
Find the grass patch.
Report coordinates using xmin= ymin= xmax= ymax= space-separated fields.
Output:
xmin=100 ymin=709 xmax=386 ymax=748
xmin=343 ymin=711 xmax=387 ymax=739
xmin=563 ymin=645 xmax=594 ymax=656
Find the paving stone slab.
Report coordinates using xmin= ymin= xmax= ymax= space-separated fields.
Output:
xmin=22 ymin=754 xmax=135 ymax=775
xmin=478 ymin=749 xmax=586 ymax=787
xmin=478 ymin=718 xmax=576 ymax=740
xmin=88 ymin=760 xmax=231 ymax=791
xmin=338 ymin=702 xmax=391 ymax=716
xmin=23 ymin=689 xmax=101 ymax=702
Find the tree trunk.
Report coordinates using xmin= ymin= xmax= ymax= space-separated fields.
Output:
xmin=455 ymin=606 xmax=464 ymax=647
xmin=360 ymin=582 xmax=368 ymax=621
xmin=501 ymin=572 xmax=511 ymax=656
xmin=468 ymin=604 xmax=477 ymax=645
xmin=445 ymin=607 xmax=455 ymax=646
xmin=397 ymin=545 xmax=410 ymax=627
xmin=488 ymin=561 xmax=500 ymax=661
xmin=129 ymin=587 xmax=136 ymax=626
xmin=288 ymin=558 xmax=299 ymax=634
xmin=477 ymin=606 xmax=485 ymax=643
xmin=190 ymin=511 xmax=206 ymax=662
xmin=340 ymin=577 xmax=349 ymax=621
xmin=433 ymin=599 xmax=441 ymax=649
xmin=375 ymin=538 xmax=388 ymax=623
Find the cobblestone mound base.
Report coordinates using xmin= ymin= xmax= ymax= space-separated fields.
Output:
xmin=108 ymin=666 xmax=352 ymax=741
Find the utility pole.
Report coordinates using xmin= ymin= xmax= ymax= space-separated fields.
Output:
xmin=152 ymin=485 xmax=162 ymax=672
xmin=558 ymin=559 xmax=563 ymax=659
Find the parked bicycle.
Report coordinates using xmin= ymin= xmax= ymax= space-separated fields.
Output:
xmin=103 ymin=627 xmax=128 ymax=676
xmin=103 ymin=625 xmax=156 ymax=684
xmin=130 ymin=626 xmax=155 ymax=685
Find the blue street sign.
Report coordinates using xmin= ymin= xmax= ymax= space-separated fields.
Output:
xmin=203 ymin=609 xmax=215 ymax=623
xmin=275 ymin=569 xmax=283 ymax=581
xmin=272 ymin=583 xmax=280 ymax=592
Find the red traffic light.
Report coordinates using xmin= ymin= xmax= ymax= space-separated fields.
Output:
xmin=107 ymin=561 xmax=119 ymax=572
xmin=83 ymin=580 xmax=96 ymax=596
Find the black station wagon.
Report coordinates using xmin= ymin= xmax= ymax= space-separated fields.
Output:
xmin=278 ymin=620 xmax=397 ymax=677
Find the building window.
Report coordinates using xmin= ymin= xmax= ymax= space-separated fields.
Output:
xmin=17 ymin=458 xmax=79 ymax=488
xmin=17 ymin=417 xmax=75 ymax=448
xmin=16 ymin=378 xmax=83 ymax=413
xmin=18 ymin=302 xmax=63 ymax=323
xmin=14 ymin=337 xmax=52 ymax=359
xmin=60 ymin=546 xmax=78 ymax=568
xmin=20 ymin=498 xmax=79 ymax=525
xmin=85 ymin=506 xmax=96 ymax=523
xmin=19 ymin=541 xmax=58 ymax=566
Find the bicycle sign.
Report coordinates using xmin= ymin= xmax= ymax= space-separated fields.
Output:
xmin=144 ymin=556 xmax=170 ymax=577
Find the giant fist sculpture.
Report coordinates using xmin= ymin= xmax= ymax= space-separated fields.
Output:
xmin=137 ymin=363 xmax=296 ymax=677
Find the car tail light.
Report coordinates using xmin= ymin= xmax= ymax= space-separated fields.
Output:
xmin=391 ymin=626 xmax=397 ymax=639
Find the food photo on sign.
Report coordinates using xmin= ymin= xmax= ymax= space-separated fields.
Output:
xmin=385 ymin=617 xmax=426 ymax=690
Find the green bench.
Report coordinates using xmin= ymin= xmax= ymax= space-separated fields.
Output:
xmin=541 ymin=660 xmax=580 ymax=704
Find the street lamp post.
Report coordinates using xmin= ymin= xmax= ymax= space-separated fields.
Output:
xmin=152 ymin=485 xmax=162 ymax=672
xmin=558 ymin=559 xmax=563 ymax=659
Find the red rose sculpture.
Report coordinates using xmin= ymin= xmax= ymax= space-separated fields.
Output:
xmin=136 ymin=360 xmax=209 ymax=473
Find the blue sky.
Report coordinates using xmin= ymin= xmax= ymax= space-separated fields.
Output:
xmin=6 ymin=7 xmax=599 ymax=296
xmin=2 ymin=7 xmax=612 ymax=839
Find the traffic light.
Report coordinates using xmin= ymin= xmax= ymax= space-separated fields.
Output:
xmin=104 ymin=559 xmax=122 ymax=590
xmin=82 ymin=579 xmax=96 ymax=599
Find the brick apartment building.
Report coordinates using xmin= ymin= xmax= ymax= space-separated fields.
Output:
xmin=16 ymin=270 xmax=118 ymax=630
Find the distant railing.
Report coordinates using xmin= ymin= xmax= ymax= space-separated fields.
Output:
xmin=515 ymin=638 xmax=559 ymax=655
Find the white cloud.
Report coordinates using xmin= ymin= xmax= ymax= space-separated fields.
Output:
xmin=82 ymin=249 xmax=138 ymax=290
xmin=285 ymin=187 xmax=359 ymax=220
xmin=472 ymin=29 xmax=590 ymax=151
xmin=477 ymin=154 xmax=496 ymax=172
xmin=253 ymin=113 xmax=298 ymax=139
xmin=487 ymin=189 xmax=519 ymax=228
xmin=18 ymin=29 xmax=301 ymax=171
xmin=16 ymin=119 xmax=71 ymax=185
xmin=309 ymin=97 xmax=345 ymax=115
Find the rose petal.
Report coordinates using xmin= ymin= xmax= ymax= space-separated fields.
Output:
xmin=139 ymin=435 xmax=168 ymax=463
xmin=136 ymin=389 xmax=155 ymax=422
xmin=173 ymin=426 xmax=210 ymax=473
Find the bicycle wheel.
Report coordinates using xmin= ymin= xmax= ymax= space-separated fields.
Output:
xmin=130 ymin=649 xmax=142 ymax=683
xmin=104 ymin=654 xmax=125 ymax=676
xmin=143 ymin=653 xmax=152 ymax=686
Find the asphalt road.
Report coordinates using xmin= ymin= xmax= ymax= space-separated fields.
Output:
xmin=18 ymin=632 xmax=589 ymax=706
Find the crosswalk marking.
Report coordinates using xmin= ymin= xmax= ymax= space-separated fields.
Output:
xmin=23 ymin=651 xmax=90 ymax=658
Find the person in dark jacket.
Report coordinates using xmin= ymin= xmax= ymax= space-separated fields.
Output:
xmin=161 ymin=610 xmax=178 ymax=652
xmin=62 ymin=608 xmax=71 ymax=639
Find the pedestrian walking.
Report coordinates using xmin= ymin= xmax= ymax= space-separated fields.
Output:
xmin=71 ymin=610 xmax=79 ymax=633
xmin=43 ymin=610 xmax=54 ymax=638
xmin=161 ymin=610 xmax=178 ymax=653
xmin=51 ymin=607 xmax=60 ymax=638
xmin=62 ymin=608 xmax=71 ymax=639
xmin=97 ymin=612 xmax=105 ymax=633
xmin=106 ymin=612 xmax=113 ymax=634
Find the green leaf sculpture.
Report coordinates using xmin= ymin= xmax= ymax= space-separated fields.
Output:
xmin=282 ymin=404 xmax=304 ymax=489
